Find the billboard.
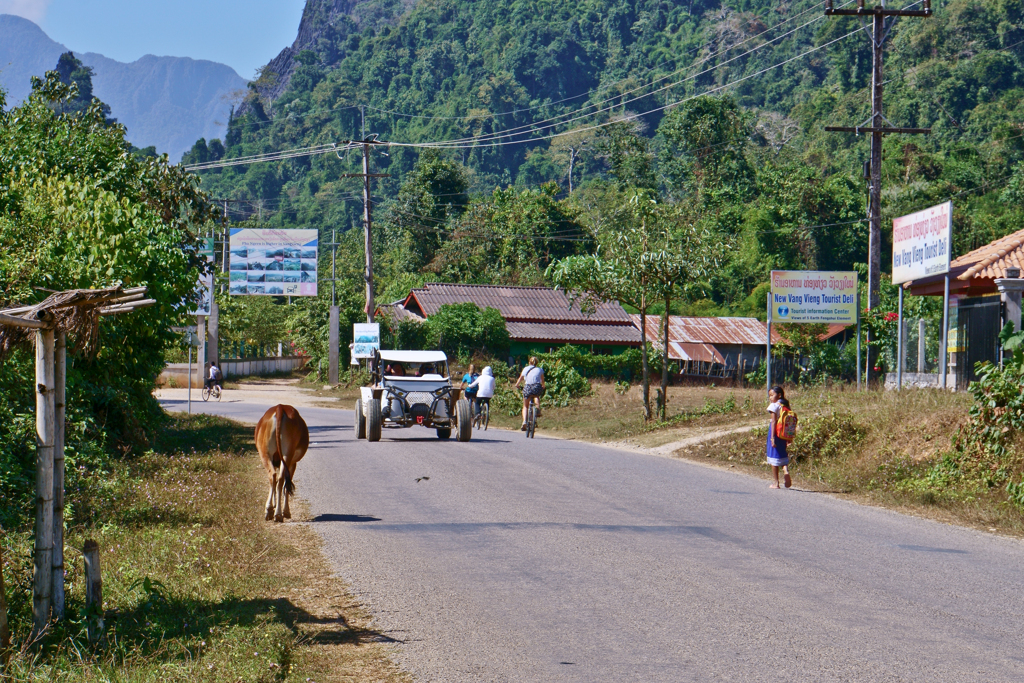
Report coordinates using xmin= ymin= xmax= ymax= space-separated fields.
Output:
xmin=352 ymin=323 xmax=380 ymax=359
xmin=892 ymin=201 xmax=952 ymax=285
xmin=229 ymin=228 xmax=318 ymax=296
xmin=770 ymin=271 xmax=858 ymax=324
xmin=190 ymin=237 xmax=215 ymax=316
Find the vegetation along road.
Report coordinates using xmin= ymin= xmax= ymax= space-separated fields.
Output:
xmin=161 ymin=395 xmax=1024 ymax=682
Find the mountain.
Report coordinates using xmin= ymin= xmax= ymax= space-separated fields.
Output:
xmin=193 ymin=0 xmax=1024 ymax=313
xmin=0 ymin=13 xmax=248 ymax=161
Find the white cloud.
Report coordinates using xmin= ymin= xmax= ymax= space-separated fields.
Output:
xmin=0 ymin=0 xmax=52 ymax=23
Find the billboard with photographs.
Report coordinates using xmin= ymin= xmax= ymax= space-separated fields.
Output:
xmin=229 ymin=228 xmax=318 ymax=296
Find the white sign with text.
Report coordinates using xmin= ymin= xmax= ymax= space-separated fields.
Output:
xmin=892 ymin=201 xmax=952 ymax=285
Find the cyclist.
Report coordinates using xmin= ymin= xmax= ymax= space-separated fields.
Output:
xmin=461 ymin=363 xmax=480 ymax=413
xmin=205 ymin=362 xmax=223 ymax=392
xmin=465 ymin=366 xmax=495 ymax=419
xmin=514 ymin=356 xmax=545 ymax=431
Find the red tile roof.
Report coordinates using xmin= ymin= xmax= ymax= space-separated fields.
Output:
xmin=404 ymin=283 xmax=631 ymax=323
xmin=952 ymin=227 xmax=1024 ymax=281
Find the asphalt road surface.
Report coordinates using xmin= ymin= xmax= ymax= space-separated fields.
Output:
xmin=162 ymin=396 xmax=1024 ymax=682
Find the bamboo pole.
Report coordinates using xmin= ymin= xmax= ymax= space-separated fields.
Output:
xmin=52 ymin=332 xmax=66 ymax=620
xmin=0 ymin=312 xmax=47 ymax=329
xmin=33 ymin=326 xmax=55 ymax=636
xmin=83 ymin=540 xmax=103 ymax=644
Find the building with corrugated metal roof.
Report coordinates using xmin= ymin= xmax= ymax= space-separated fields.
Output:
xmin=377 ymin=283 xmax=642 ymax=357
xmin=629 ymin=314 xmax=850 ymax=378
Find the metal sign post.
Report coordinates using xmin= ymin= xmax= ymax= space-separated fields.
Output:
xmin=892 ymin=201 xmax=953 ymax=391
xmin=856 ymin=290 xmax=862 ymax=390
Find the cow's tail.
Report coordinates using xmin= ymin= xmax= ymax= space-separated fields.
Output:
xmin=276 ymin=405 xmax=295 ymax=495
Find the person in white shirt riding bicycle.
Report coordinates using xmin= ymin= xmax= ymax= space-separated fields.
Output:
xmin=465 ymin=366 xmax=496 ymax=417
xmin=205 ymin=362 xmax=222 ymax=391
xmin=514 ymin=356 xmax=545 ymax=431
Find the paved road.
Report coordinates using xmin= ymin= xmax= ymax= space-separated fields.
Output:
xmin=163 ymin=396 xmax=1024 ymax=682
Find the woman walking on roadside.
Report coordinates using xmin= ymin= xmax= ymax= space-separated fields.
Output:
xmin=767 ymin=385 xmax=792 ymax=489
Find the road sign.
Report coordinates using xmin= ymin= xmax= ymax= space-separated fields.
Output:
xmin=770 ymin=271 xmax=858 ymax=324
xmin=892 ymin=201 xmax=952 ymax=285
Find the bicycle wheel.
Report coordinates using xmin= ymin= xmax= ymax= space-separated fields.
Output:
xmin=213 ymin=385 xmax=222 ymax=401
xmin=483 ymin=404 xmax=489 ymax=431
xmin=201 ymin=385 xmax=211 ymax=402
xmin=526 ymin=405 xmax=536 ymax=438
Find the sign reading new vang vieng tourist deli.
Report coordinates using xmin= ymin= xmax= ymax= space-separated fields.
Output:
xmin=770 ymin=271 xmax=858 ymax=323
xmin=892 ymin=200 xmax=952 ymax=285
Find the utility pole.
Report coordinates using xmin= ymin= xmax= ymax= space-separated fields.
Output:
xmin=340 ymin=137 xmax=389 ymax=323
xmin=824 ymin=0 xmax=932 ymax=309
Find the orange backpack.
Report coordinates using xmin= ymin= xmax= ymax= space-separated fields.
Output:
xmin=775 ymin=406 xmax=798 ymax=441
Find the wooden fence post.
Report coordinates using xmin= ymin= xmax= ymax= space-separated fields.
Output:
xmin=83 ymin=540 xmax=103 ymax=644
xmin=1 ymin=528 xmax=10 ymax=665
xmin=33 ymin=325 xmax=55 ymax=636
xmin=52 ymin=332 xmax=66 ymax=620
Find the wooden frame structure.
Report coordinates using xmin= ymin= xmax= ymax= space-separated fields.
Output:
xmin=0 ymin=286 xmax=154 ymax=636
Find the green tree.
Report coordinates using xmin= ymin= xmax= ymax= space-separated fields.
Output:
xmin=0 ymin=72 xmax=216 ymax=528
xmin=548 ymin=189 xmax=679 ymax=420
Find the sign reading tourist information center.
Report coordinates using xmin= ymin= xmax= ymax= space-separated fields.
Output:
xmin=770 ymin=271 xmax=858 ymax=323
xmin=229 ymin=228 xmax=318 ymax=296
xmin=892 ymin=200 xmax=952 ymax=284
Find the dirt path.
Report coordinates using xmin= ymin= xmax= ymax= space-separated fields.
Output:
xmin=608 ymin=421 xmax=761 ymax=458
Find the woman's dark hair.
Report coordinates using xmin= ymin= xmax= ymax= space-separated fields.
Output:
xmin=771 ymin=385 xmax=785 ymax=399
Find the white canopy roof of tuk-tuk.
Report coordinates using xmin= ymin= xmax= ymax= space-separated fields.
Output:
xmin=378 ymin=350 xmax=448 ymax=363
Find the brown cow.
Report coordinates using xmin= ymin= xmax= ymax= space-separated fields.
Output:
xmin=255 ymin=404 xmax=310 ymax=522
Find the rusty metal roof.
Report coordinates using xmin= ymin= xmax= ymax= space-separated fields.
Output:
xmin=630 ymin=315 xmax=848 ymax=347
xmin=404 ymin=283 xmax=631 ymax=323
xmin=376 ymin=302 xmax=425 ymax=324
xmin=630 ymin=314 xmax=778 ymax=345
xmin=506 ymin=321 xmax=641 ymax=345
xmin=669 ymin=342 xmax=726 ymax=363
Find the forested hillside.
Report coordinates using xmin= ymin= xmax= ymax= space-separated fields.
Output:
xmin=186 ymin=0 xmax=1024 ymax=321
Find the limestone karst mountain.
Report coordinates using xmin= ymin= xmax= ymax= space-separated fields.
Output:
xmin=0 ymin=13 xmax=248 ymax=161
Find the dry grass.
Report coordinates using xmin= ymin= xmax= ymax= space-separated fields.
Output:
xmin=488 ymin=381 xmax=766 ymax=442
xmin=0 ymin=413 xmax=408 ymax=682
xmin=669 ymin=385 xmax=1024 ymax=535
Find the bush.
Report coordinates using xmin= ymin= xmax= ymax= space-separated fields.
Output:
xmin=788 ymin=410 xmax=864 ymax=462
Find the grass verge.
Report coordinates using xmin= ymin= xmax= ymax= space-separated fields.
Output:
xmin=0 ymin=413 xmax=408 ymax=682
xmin=672 ymin=385 xmax=1024 ymax=535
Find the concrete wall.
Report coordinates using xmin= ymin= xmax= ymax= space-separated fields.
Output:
xmin=158 ymin=356 xmax=308 ymax=388
xmin=884 ymin=372 xmax=958 ymax=391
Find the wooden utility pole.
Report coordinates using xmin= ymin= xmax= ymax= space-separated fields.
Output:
xmin=340 ymin=139 xmax=389 ymax=322
xmin=824 ymin=0 xmax=932 ymax=309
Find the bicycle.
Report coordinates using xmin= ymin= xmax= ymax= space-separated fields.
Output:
xmin=524 ymin=402 xmax=537 ymax=438
xmin=202 ymin=382 xmax=222 ymax=402
xmin=474 ymin=400 xmax=490 ymax=430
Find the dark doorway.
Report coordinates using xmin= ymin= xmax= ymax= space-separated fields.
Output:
xmin=956 ymin=296 xmax=1003 ymax=389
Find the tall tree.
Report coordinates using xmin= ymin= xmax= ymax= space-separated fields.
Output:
xmin=548 ymin=189 xmax=691 ymax=420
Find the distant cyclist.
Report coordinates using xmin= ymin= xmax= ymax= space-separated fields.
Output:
xmin=514 ymin=356 xmax=545 ymax=431
xmin=205 ymin=362 xmax=222 ymax=391
xmin=465 ymin=366 xmax=495 ymax=418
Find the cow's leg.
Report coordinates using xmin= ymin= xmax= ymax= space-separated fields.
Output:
xmin=283 ymin=463 xmax=294 ymax=519
xmin=265 ymin=468 xmax=277 ymax=521
xmin=274 ymin=460 xmax=287 ymax=523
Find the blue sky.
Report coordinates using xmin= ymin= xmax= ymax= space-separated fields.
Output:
xmin=1 ymin=0 xmax=307 ymax=79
